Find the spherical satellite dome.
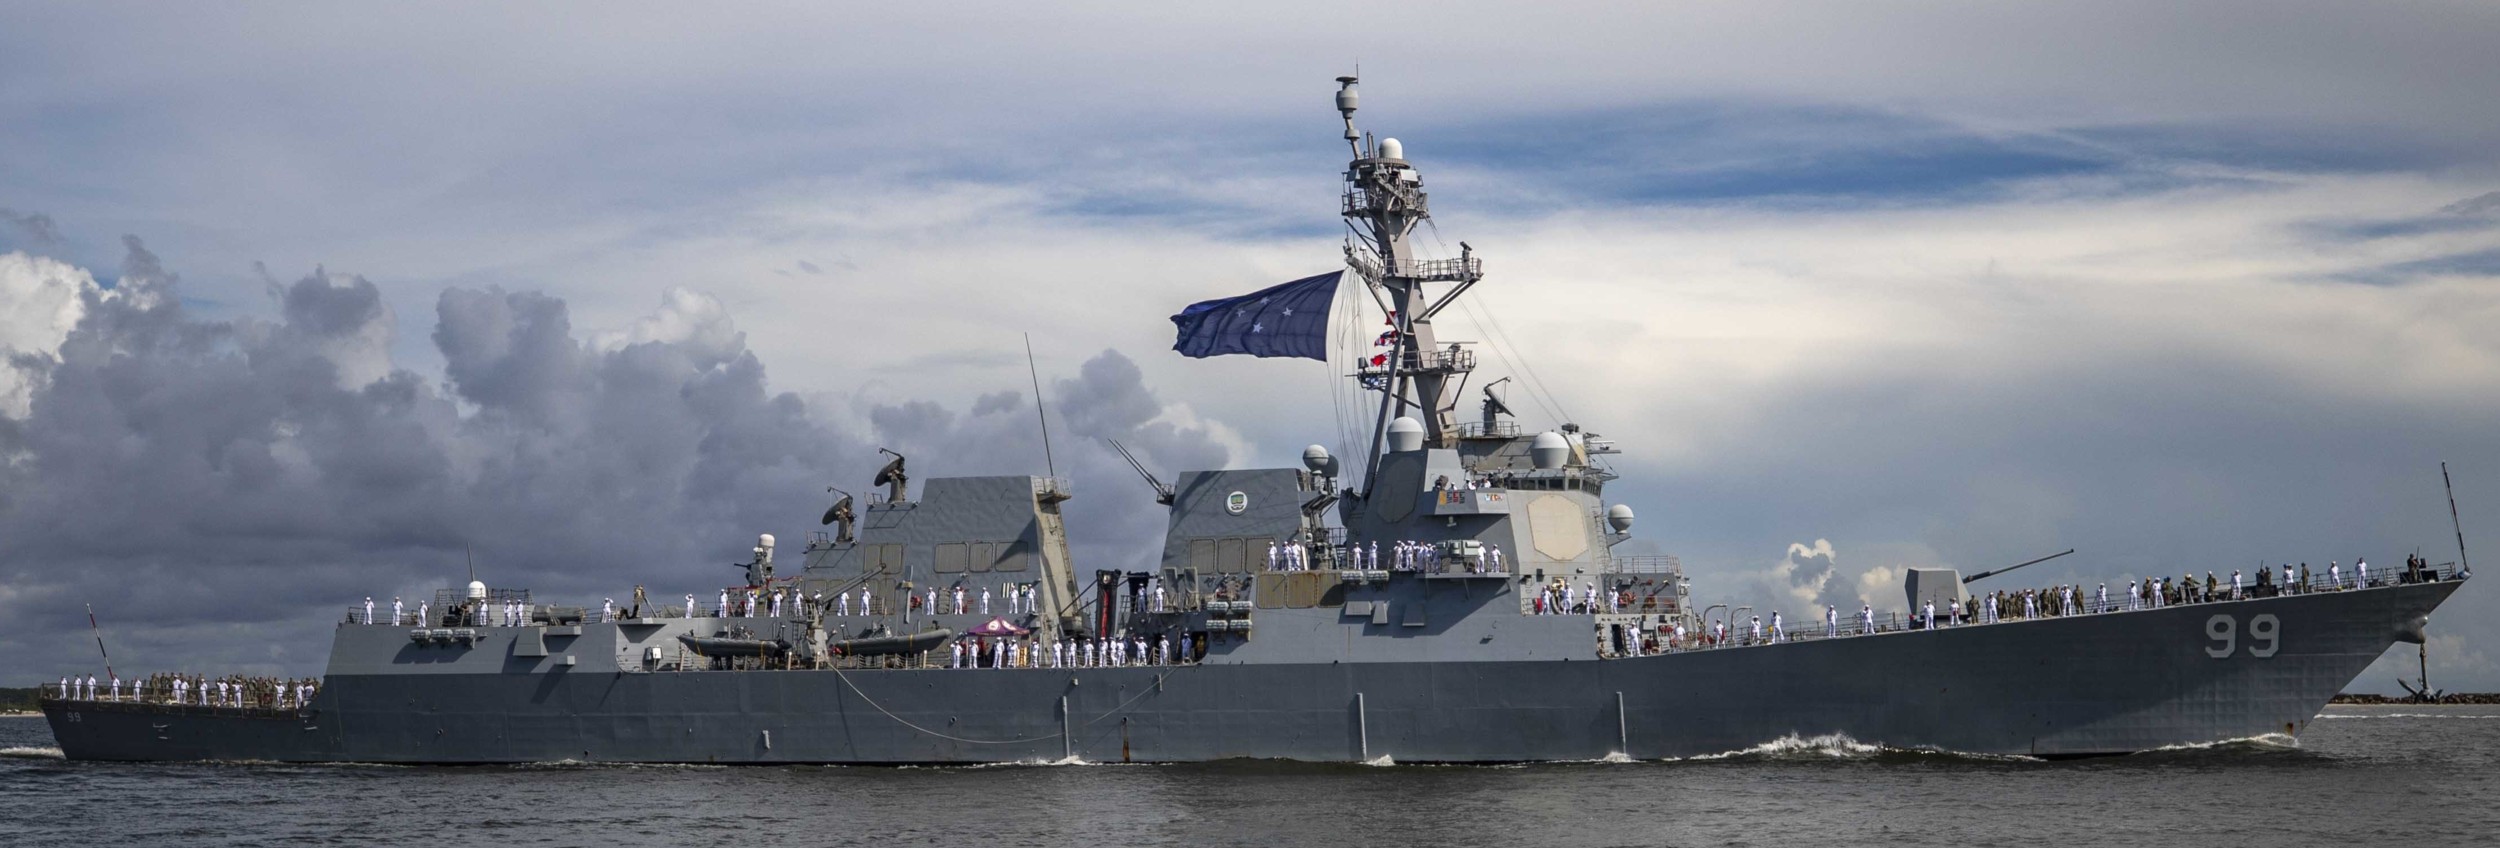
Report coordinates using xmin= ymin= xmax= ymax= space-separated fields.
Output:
xmin=1387 ymin=417 xmax=1426 ymax=453
xmin=1530 ymin=430 xmax=1571 ymax=470
xmin=1607 ymin=503 xmax=1636 ymax=534
xmin=466 ymin=580 xmax=488 ymax=600
xmin=1380 ymin=137 xmax=1405 ymax=160
xmin=1302 ymin=444 xmax=1332 ymax=473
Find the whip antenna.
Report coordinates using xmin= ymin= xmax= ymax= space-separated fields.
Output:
xmin=1025 ymin=333 xmax=1058 ymax=485
xmin=2445 ymin=462 xmax=2470 ymax=573
xmin=86 ymin=603 xmax=115 ymax=681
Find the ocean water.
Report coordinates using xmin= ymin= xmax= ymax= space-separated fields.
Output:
xmin=4 ymin=706 xmax=2495 ymax=847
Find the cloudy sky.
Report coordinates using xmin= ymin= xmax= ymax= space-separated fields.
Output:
xmin=3 ymin=2 xmax=2497 ymax=693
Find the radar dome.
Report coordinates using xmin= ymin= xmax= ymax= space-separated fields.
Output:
xmin=466 ymin=580 xmax=487 ymax=601
xmin=1380 ymin=137 xmax=1404 ymax=160
xmin=1302 ymin=444 xmax=1332 ymax=473
xmin=1387 ymin=417 xmax=1426 ymax=453
xmin=1530 ymin=431 xmax=1570 ymax=470
xmin=1606 ymin=503 xmax=1636 ymax=535
xmin=758 ymin=533 xmax=775 ymax=549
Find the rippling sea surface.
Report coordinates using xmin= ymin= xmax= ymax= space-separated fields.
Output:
xmin=5 ymin=706 xmax=2495 ymax=847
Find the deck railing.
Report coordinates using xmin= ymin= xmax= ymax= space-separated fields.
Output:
xmin=1601 ymin=564 xmax=2467 ymax=657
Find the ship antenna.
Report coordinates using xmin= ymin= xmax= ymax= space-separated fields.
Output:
xmin=2444 ymin=461 xmax=2470 ymax=575
xmin=1025 ymin=333 xmax=1059 ymax=486
xmin=466 ymin=543 xmax=477 ymax=584
xmin=86 ymin=603 xmax=115 ymax=682
xmin=1106 ymin=438 xmax=1176 ymax=505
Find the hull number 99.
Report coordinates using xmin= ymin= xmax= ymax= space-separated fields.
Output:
xmin=2206 ymin=613 xmax=2281 ymax=659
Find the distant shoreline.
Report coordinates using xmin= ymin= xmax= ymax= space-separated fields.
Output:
xmin=2330 ymin=693 xmax=2500 ymax=705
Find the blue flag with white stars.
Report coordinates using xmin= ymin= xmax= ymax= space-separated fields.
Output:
xmin=1169 ymin=271 xmax=1340 ymax=361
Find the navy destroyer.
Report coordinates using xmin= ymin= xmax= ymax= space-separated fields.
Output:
xmin=39 ymin=77 xmax=2473 ymax=763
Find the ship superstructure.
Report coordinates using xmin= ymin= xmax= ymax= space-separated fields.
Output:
xmin=40 ymin=77 xmax=2471 ymax=764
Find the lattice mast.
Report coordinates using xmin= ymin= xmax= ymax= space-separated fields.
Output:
xmin=1335 ymin=76 xmax=1484 ymax=493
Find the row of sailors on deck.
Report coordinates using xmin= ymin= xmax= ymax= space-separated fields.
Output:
xmin=661 ymin=582 xmax=1053 ymax=621
xmin=944 ymin=635 xmax=1182 ymax=669
xmin=1615 ymin=553 xmax=2446 ymax=658
xmin=358 ymin=596 xmax=536 ymax=627
xmin=1532 ymin=580 xmax=1667 ymax=615
xmin=1271 ymin=540 xmax=1506 ymax=574
xmin=1604 ymin=609 xmax=1851 ymax=654
xmin=911 ymin=583 xmax=1041 ymax=617
xmin=49 ymin=674 xmax=320 ymax=709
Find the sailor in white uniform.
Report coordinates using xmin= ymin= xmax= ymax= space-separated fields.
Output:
xmin=980 ymin=587 xmax=991 ymax=615
xmin=1826 ymin=605 xmax=1839 ymax=638
xmin=2230 ymin=571 xmax=2242 ymax=600
xmin=2329 ymin=561 xmax=2342 ymax=589
xmin=1859 ymin=605 xmax=1875 ymax=634
xmin=392 ymin=597 xmax=404 ymax=626
xmin=363 ymin=597 xmax=375 ymax=624
xmin=2283 ymin=564 xmax=2295 ymax=593
xmin=602 ymin=598 xmax=614 ymax=621
xmin=1748 ymin=616 xmax=1762 ymax=644
xmin=2096 ymin=583 xmax=2109 ymax=612
xmin=1922 ymin=600 xmax=1935 ymax=630
xmin=1769 ymin=611 xmax=1783 ymax=642
xmin=948 ymin=641 xmax=963 ymax=669
xmin=2357 ymin=558 xmax=2369 ymax=588
xmin=718 ymin=590 xmax=730 ymax=618
xmin=837 ymin=590 xmax=850 ymax=616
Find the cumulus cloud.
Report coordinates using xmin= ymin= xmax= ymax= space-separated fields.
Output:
xmin=0 ymin=239 xmax=1236 ymax=679
xmin=1716 ymin=539 xmax=1931 ymax=620
xmin=0 ymin=251 xmax=100 ymax=418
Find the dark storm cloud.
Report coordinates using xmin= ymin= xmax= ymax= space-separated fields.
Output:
xmin=0 ymin=241 xmax=1231 ymax=680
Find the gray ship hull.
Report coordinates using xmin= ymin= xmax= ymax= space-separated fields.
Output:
xmin=43 ymin=579 xmax=2460 ymax=763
